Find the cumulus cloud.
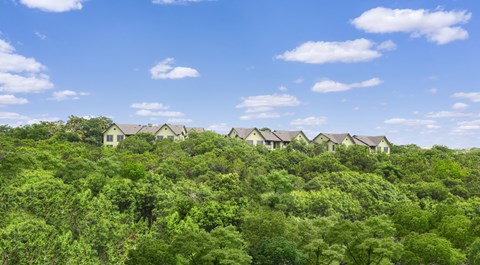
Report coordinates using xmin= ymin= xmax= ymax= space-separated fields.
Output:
xmin=452 ymin=92 xmax=480 ymax=103
xmin=0 ymin=111 xmax=29 ymax=120
xmin=0 ymin=39 xmax=45 ymax=73
xmin=425 ymin=111 xmax=473 ymax=118
xmin=150 ymin=58 xmax=199 ymax=80
xmin=167 ymin=118 xmax=192 ymax=123
xmin=0 ymin=73 xmax=53 ymax=93
xmin=49 ymin=90 xmax=89 ymax=101
xmin=236 ymin=94 xmax=301 ymax=120
xmin=290 ymin=116 xmax=327 ymax=126
xmin=208 ymin=123 xmax=230 ymax=134
xmin=131 ymin=102 xmax=170 ymax=110
xmin=0 ymin=39 xmax=54 ymax=94
xmin=236 ymin=94 xmax=300 ymax=110
xmin=352 ymin=7 xmax=471 ymax=44
xmin=312 ymin=77 xmax=382 ymax=93
xmin=451 ymin=120 xmax=480 ymax=135
xmin=20 ymin=0 xmax=84 ymax=12
xmin=240 ymin=112 xmax=281 ymax=120
xmin=0 ymin=95 xmax=28 ymax=105
xmin=384 ymin=118 xmax=438 ymax=127
xmin=452 ymin=102 xmax=469 ymax=110
xmin=377 ymin=40 xmax=397 ymax=51
xmin=278 ymin=85 xmax=288 ymax=92
xmin=276 ymin=39 xmax=384 ymax=64
xmin=428 ymin=88 xmax=439 ymax=94
xmin=135 ymin=109 xmax=184 ymax=117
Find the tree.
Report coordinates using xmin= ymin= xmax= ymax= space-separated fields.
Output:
xmin=252 ymin=237 xmax=306 ymax=265
xmin=401 ymin=233 xmax=465 ymax=265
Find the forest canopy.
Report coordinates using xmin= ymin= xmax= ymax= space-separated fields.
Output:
xmin=1 ymin=116 xmax=480 ymax=264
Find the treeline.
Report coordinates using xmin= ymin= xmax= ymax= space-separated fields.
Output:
xmin=1 ymin=116 xmax=480 ymax=264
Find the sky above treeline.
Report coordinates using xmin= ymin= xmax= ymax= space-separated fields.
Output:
xmin=0 ymin=0 xmax=479 ymax=148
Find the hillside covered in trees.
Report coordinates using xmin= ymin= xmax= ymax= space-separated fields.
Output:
xmin=1 ymin=116 xmax=480 ymax=264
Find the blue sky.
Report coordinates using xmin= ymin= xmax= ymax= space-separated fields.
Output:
xmin=0 ymin=0 xmax=479 ymax=148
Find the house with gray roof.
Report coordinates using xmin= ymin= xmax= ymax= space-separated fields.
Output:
xmin=103 ymin=123 xmax=188 ymax=146
xmin=313 ymin=133 xmax=355 ymax=152
xmin=353 ymin=135 xmax=391 ymax=154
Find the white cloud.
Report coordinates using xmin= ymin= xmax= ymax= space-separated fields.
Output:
xmin=278 ymin=85 xmax=288 ymax=92
xmin=20 ymin=0 xmax=84 ymax=12
xmin=425 ymin=111 xmax=473 ymax=118
xmin=0 ymin=73 xmax=53 ymax=93
xmin=290 ymin=116 xmax=327 ymax=126
xmin=312 ymin=77 xmax=382 ymax=93
xmin=352 ymin=7 xmax=471 ymax=44
xmin=294 ymin=78 xmax=304 ymax=84
xmin=150 ymin=58 xmax=199 ymax=80
xmin=377 ymin=40 xmax=397 ymax=51
xmin=208 ymin=123 xmax=229 ymax=134
xmin=236 ymin=94 xmax=300 ymax=110
xmin=452 ymin=102 xmax=468 ymax=110
xmin=451 ymin=120 xmax=480 ymax=135
xmin=35 ymin=32 xmax=47 ymax=40
xmin=0 ymin=39 xmax=45 ymax=73
xmin=167 ymin=118 xmax=192 ymax=124
xmin=0 ymin=39 xmax=54 ymax=94
xmin=131 ymin=102 xmax=170 ymax=110
xmin=276 ymin=38 xmax=382 ymax=64
xmin=0 ymin=95 xmax=28 ymax=105
xmin=135 ymin=109 xmax=184 ymax=117
xmin=152 ymin=0 xmax=208 ymax=4
xmin=0 ymin=111 xmax=29 ymax=120
xmin=49 ymin=90 xmax=89 ymax=101
xmin=428 ymin=88 xmax=439 ymax=94
xmin=452 ymin=92 xmax=480 ymax=103
xmin=240 ymin=112 xmax=281 ymax=120
xmin=385 ymin=118 xmax=437 ymax=126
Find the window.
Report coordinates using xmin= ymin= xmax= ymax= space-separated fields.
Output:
xmin=167 ymin=136 xmax=174 ymax=140
xmin=326 ymin=145 xmax=329 ymax=151
xmin=117 ymin=135 xmax=124 ymax=142
xmin=384 ymin=147 xmax=389 ymax=153
xmin=157 ymin=136 xmax=164 ymax=140
xmin=106 ymin=135 xmax=113 ymax=142
xmin=332 ymin=145 xmax=335 ymax=151
xmin=265 ymin=141 xmax=271 ymax=145
xmin=257 ymin=140 xmax=264 ymax=145
xmin=377 ymin=147 xmax=382 ymax=151
xmin=247 ymin=140 xmax=254 ymax=145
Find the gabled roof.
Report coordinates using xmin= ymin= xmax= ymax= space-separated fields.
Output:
xmin=353 ymin=135 xmax=389 ymax=147
xmin=230 ymin=128 xmax=256 ymax=139
xmin=115 ymin=124 xmax=144 ymax=135
xmin=321 ymin=133 xmax=351 ymax=144
xmin=138 ymin=125 xmax=162 ymax=134
xmin=273 ymin=130 xmax=303 ymax=142
xmin=166 ymin=124 xmax=186 ymax=136
xmin=187 ymin=127 xmax=205 ymax=133
xmin=260 ymin=131 xmax=282 ymax=142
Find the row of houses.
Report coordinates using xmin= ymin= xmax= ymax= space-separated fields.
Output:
xmin=103 ymin=123 xmax=391 ymax=154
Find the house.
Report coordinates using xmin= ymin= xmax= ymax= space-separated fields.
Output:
xmin=103 ymin=123 xmax=143 ymax=147
xmin=353 ymin=135 xmax=391 ymax=154
xmin=259 ymin=130 xmax=283 ymax=150
xmin=313 ymin=133 xmax=355 ymax=152
xmin=228 ymin=128 xmax=267 ymax=147
xmin=140 ymin=124 xmax=187 ymax=141
xmin=187 ymin=127 xmax=205 ymax=134
xmin=272 ymin=130 xmax=309 ymax=145
xmin=103 ymin=123 xmax=187 ymax=146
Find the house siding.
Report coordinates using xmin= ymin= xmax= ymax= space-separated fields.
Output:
xmin=103 ymin=125 xmax=126 ymax=147
xmin=156 ymin=125 xmax=185 ymax=141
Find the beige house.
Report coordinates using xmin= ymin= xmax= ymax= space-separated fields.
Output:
xmin=272 ymin=130 xmax=309 ymax=145
xmin=103 ymin=124 xmax=143 ymax=147
xmin=103 ymin=123 xmax=188 ymax=146
xmin=313 ymin=133 xmax=355 ymax=152
xmin=187 ymin=127 xmax=205 ymax=134
xmin=353 ymin=135 xmax=391 ymax=154
xmin=228 ymin=128 xmax=267 ymax=147
xmin=228 ymin=128 xmax=309 ymax=150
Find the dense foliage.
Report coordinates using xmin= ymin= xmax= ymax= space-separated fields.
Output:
xmin=1 ymin=116 xmax=480 ymax=264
